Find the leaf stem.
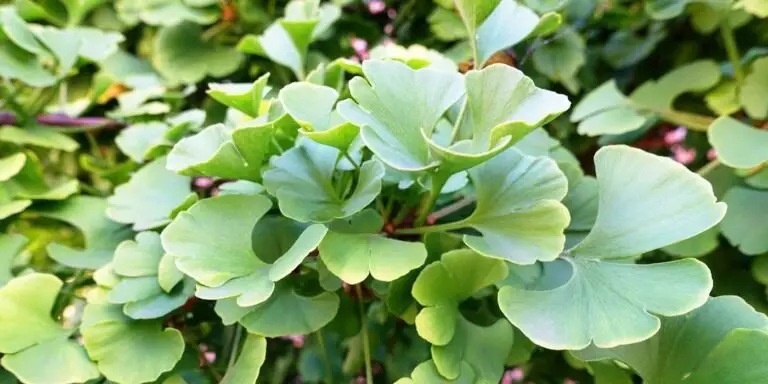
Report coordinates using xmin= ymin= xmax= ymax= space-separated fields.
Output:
xmin=428 ymin=195 xmax=475 ymax=222
xmin=355 ymin=284 xmax=373 ymax=384
xmin=414 ymin=172 xmax=450 ymax=226
xmin=316 ymin=331 xmax=334 ymax=384
xmin=697 ymin=159 xmax=721 ymax=177
xmin=343 ymin=152 xmax=360 ymax=171
xmin=654 ymin=109 xmax=715 ymax=131
xmin=53 ymin=269 xmax=86 ymax=316
xmin=227 ymin=325 xmax=243 ymax=371
xmin=449 ymin=99 xmax=468 ymax=144
xmin=393 ymin=219 xmax=467 ymax=235
xmin=720 ymin=18 xmax=744 ymax=86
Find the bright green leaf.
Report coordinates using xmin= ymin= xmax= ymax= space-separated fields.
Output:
xmin=709 ymin=116 xmax=768 ymax=169
xmin=221 ymin=333 xmax=267 ymax=384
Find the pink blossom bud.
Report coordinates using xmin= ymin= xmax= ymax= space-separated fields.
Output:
xmin=350 ymin=37 xmax=369 ymax=60
xmin=384 ymin=23 xmax=394 ymax=35
xmin=368 ymin=0 xmax=386 ymax=14
xmin=502 ymin=368 xmax=525 ymax=383
xmin=707 ymin=148 xmax=717 ymax=160
xmin=671 ymin=145 xmax=697 ymax=165
xmin=664 ymin=126 xmax=688 ymax=145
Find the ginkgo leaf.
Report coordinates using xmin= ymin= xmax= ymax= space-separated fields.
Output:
xmin=207 ymin=74 xmax=270 ymax=117
xmin=279 ymin=82 xmax=359 ymax=150
xmin=569 ymin=146 xmax=726 ymax=259
xmin=112 ymin=232 xmax=164 ymax=277
xmin=221 ymin=333 xmax=267 ymax=384
xmin=115 ymin=122 xmax=170 ymax=163
xmin=475 ymin=0 xmax=539 ymax=65
xmin=153 ymin=22 xmax=243 ymax=85
xmin=0 ymin=234 xmax=27 ymax=285
xmin=162 ymin=194 xmax=273 ymax=287
xmin=574 ymin=296 xmax=768 ymax=383
xmin=0 ymin=274 xmax=99 ymax=384
xmin=498 ymin=146 xmax=724 ymax=350
xmin=499 ymin=257 xmax=713 ymax=350
xmin=345 ymin=59 xmax=463 ymax=172
xmin=1 ymin=337 xmax=100 ymax=384
xmin=216 ymin=282 xmax=340 ymax=337
xmin=369 ymin=43 xmax=458 ymax=72
xmin=645 ymin=0 xmax=706 ymax=19
xmin=107 ymin=156 xmax=193 ymax=230
xmin=735 ymin=0 xmax=768 ymax=17
xmin=319 ymin=211 xmax=427 ymax=284
xmin=163 ymin=194 xmax=327 ymax=307
xmin=740 ymin=58 xmax=768 ymax=119
xmin=411 ymin=250 xmax=512 ymax=381
xmin=81 ymin=303 xmax=185 ymax=384
xmin=432 ymin=147 xmax=569 ymax=264
xmin=237 ymin=0 xmax=339 ymax=79
xmin=394 ymin=360 xmax=476 ymax=384
xmin=708 ymin=116 xmax=768 ymax=169
xmin=34 ymin=196 xmax=133 ymax=269
xmin=631 ymin=60 xmax=721 ymax=111
xmin=166 ymin=115 xmax=288 ymax=182
xmin=0 ymin=126 xmax=79 ymax=152
xmin=427 ymin=64 xmax=569 ymax=175
xmin=119 ymin=0 xmax=218 ymax=26
xmin=532 ymin=27 xmax=585 ymax=93
xmin=263 ymin=140 xmax=385 ymax=223
xmin=721 ymin=187 xmax=768 ymax=255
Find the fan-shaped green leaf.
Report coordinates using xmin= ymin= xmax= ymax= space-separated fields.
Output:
xmin=708 ymin=116 xmax=768 ymax=169
xmin=0 ymin=234 xmax=27 ymax=285
xmin=475 ymin=0 xmax=539 ymax=65
xmin=115 ymin=122 xmax=170 ymax=163
xmin=721 ymin=187 xmax=768 ymax=255
xmin=740 ymin=58 xmax=768 ymax=118
xmin=218 ymin=282 xmax=340 ymax=337
xmin=279 ymin=82 xmax=359 ymax=150
xmin=207 ymin=74 xmax=270 ymax=118
xmin=570 ymin=145 xmax=726 ymax=259
xmin=500 ymin=257 xmax=712 ymax=350
xmin=459 ymin=147 xmax=569 ymax=264
xmin=426 ymin=64 xmax=569 ymax=175
xmin=221 ymin=333 xmax=267 ymax=384
xmin=35 ymin=196 xmax=132 ymax=269
xmin=107 ymin=156 xmax=193 ymax=230
xmin=153 ymin=22 xmax=243 ymax=85
xmin=345 ymin=60 xmax=463 ymax=172
xmin=263 ymin=140 xmax=385 ymax=222
xmin=0 ymin=274 xmax=99 ymax=384
xmin=394 ymin=360 xmax=476 ymax=384
xmin=81 ymin=303 xmax=184 ymax=383
xmin=575 ymin=296 xmax=768 ymax=383
xmin=112 ymin=232 xmax=164 ymax=277
xmin=0 ymin=126 xmax=78 ymax=152
xmin=532 ymin=27 xmax=585 ymax=93
xmin=319 ymin=224 xmax=427 ymax=284
xmin=736 ymin=0 xmax=768 ymax=17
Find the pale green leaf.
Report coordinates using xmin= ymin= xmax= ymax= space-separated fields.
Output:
xmin=162 ymin=194 xmax=272 ymax=287
xmin=0 ymin=126 xmax=79 ymax=152
xmin=263 ymin=140 xmax=385 ymax=222
xmin=115 ymin=122 xmax=170 ymax=163
xmin=81 ymin=303 xmax=185 ymax=384
xmin=0 ymin=153 xmax=26 ymax=182
xmin=455 ymin=0 xmax=501 ymax=39
xmin=158 ymin=253 xmax=184 ymax=293
xmin=570 ymin=145 xmax=726 ymax=259
xmin=1 ymin=337 xmax=99 ymax=384
xmin=319 ymin=230 xmax=427 ymax=284
xmin=460 ymin=147 xmax=570 ymax=264
xmin=107 ymin=156 xmax=193 ymax=230
xmin=735 ymin=0 xmax=768 ymax=17
xmin=532 ymin=27 xmax=585 ymax=93
xmin=499 ymin=257 xmax=713 ymax=350
xmin=346 ymin=59 xmax=463 ymax=172
xmin=709 ymin=116 xmax=768 ymax=169
xmin=0 ymin=234 xmax=28 ymax=285
xmin=153 ymin=22 xmax=243 ymax=85
xmin=34 ymin=196 xmax=133 ymax=269
xmin=475 ymin=0 xmax=539 ymax=65
xmin=395 ymin=360 xmax=476 ymax=384
xmin=0 ymin=274 xmax=68 ymax=354
xmin=221 ymin=333 xmax=267 ymax=384
xmin=721 ymin=187 xmax=768 ymax=255
xmin=575 ymin=296 xmax=768 ymax=383
xmin=112 ymin=232 xmax=164 ymax=277
xmin=207 ymin=74 xmax=270 ymax=117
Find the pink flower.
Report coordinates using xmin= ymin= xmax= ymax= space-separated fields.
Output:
xmin=502 ymin=368 xmax=525 ymax=383
xmin=564 ymin=380 xmax=578 ymax=384
xmin=350 ymin=37 xmax=369 ymax=60
xmin=664 ymin=126 xmax=688 ymax=145
xmin=368 ymin=0 xmax=386 ymax=14
xmin=280 ymin=334 xmax=305 ymax=348
xmin=707 ymin=148 xmax=717 ymax=160
xmin=193 ymin=176 xmax=214 ymax=189
xmin=387 ymin=8 xmax=397 ymax=19
xmin=384 ymin=23 xmax=394 ymax=35
xmin=671 ymin=145 xmax=697 ymax=164
xmin=204 ymin=351 xmax=216 ymax=363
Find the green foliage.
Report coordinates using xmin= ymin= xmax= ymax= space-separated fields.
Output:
xmin=1 ymin=0 xmax=767 ymax=383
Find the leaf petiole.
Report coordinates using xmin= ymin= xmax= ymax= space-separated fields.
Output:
xmin=355 ymin=284 xmax=373 ymax=384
